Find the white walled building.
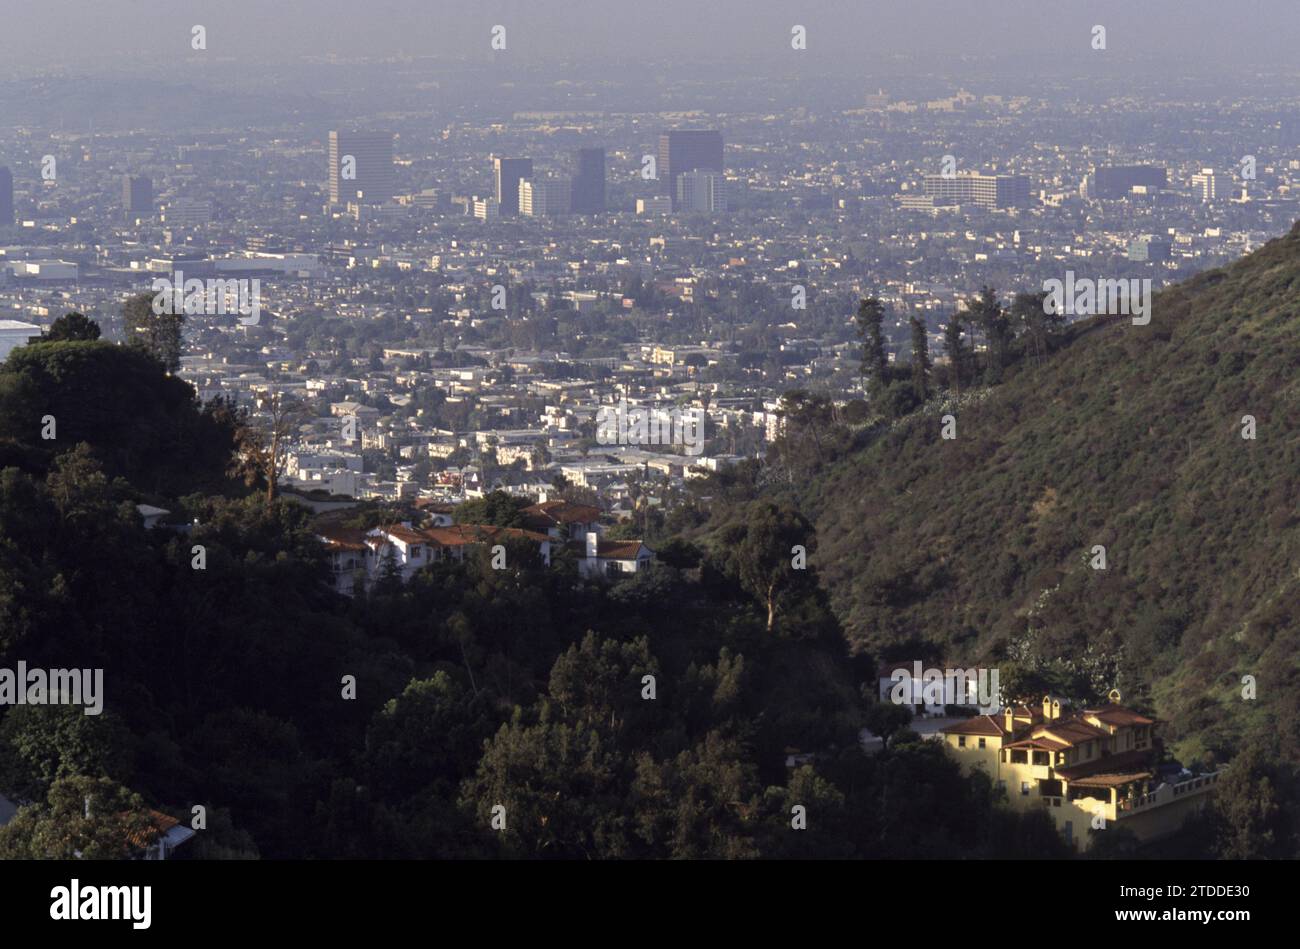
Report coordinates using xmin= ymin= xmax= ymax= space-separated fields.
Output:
xmin=519 ymin=178 xmax=570 ymax=216
xmin=0 ymin=320 xmax=41 ymax=362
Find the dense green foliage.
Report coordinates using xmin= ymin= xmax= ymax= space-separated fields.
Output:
xmin=0 ymin=332 xmax=1069 ymax=858
xmin=7 ymin=212 xmax=1299 ymax=860
xmin=779 ymin=222 xmax=1300 ymax=855
xmin=0 ymin=341 xmax=236 ymax=495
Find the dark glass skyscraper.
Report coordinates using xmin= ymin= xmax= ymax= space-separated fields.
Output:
xmin=0 ymin=166 xmax=12 ymax=226
xmin=494 ymin=157 xmax=533 ymax=216
xmin=658 ymin=130 xmax=723 ymax=209
xmin=1092 ymin=165 xmax=1167 ymax=199
xmin=123 ymin=174 xmax=153 ymax=214
xmin=570 ymin=147 xmax=606 ymax=213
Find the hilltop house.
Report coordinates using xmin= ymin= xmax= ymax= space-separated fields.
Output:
xmin=940 ymin=694 xmax=1218 ymax=851
xmin=573 ymin=531 xmax=654 ymax=578
xmin=317 ymin=496 xmax=655 ymax=592
xmin=522 ymin=498 xmax=602 ymax=540
xmin=134 ymin=810 xmax=197 ymax=860
xmin=317 ymin=521 xmax=552 ymax=593
xmin=0 ymin=794 xmax=194 ymax=860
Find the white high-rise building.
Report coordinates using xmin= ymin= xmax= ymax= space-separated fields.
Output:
xmin=329 ymin=131 xmax=395 ymax=205
xmin=0 ymin=320 xmax=42 ymax=362
xmin=675 ymin=170 xmax=727 ymax=212
xmin=519 ymin=178 xmax=570 ymax=216
xmin=1190 ymin=168 xmax=1226 ymax=203
xmin=637 ymin=195 xmax=673 ymax=215
xmin=164 ymin=198 xmax=213 ymax=226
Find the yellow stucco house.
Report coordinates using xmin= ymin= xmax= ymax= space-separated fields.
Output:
xmin=940 ymin=694 xmax=1218 ymax=851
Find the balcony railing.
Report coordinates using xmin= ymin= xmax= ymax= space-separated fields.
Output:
xmin=1118 ymin=771 xmax=1219 ymax=813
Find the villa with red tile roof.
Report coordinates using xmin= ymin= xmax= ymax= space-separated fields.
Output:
xmin=571 ymin=531 xmax=654 ymax=579
xmin=522 ymin=498 xmax=602 ymax=540
xmin=940 ymin=694 xmax=1218 ymax=851
xmin=317 ymin=521 xmax=553 ymax=593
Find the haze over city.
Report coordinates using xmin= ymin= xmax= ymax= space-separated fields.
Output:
xmin=0 ymin=0 xmax=1295 ymax=934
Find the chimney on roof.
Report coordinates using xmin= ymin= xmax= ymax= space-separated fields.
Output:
xmin=585 ymin=530 xmax=598 ymax=558
xmin=1004 ymin=706 xmax=1015 ymax=733
xmin=1043 ymin=695 xmax=1063 ymax=721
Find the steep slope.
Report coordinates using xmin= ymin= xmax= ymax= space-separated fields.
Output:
xmin=808 ymin=221 xmax=1300 ymax=765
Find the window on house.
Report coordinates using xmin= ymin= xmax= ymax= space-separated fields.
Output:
xmin=1032 ymin=751 xmax=1049 ymax=766
xmin=978 ymin=738 xmax=986 ymax=749
xmin=1020 ymin=782 xmax=1030 ymax=796
xmin=1010 ymin=750 xmax=1028 ymax=764
xmin=958 ymin=736 xmax=966 ymax=747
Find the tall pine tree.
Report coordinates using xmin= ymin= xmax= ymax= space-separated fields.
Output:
xmin=942 ymin=313 xmax=965 ymax=397
xmin=909 ymin=316 xmax=930 ymax=402
xmin=855 ymin=297 xmax=888 ymax=399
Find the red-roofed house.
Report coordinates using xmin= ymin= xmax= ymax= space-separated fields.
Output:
xmin=573 ymin=530 xmax=654 ymax=578
xmin=317 ymin=520 xmax=553 ymax=592
xmin=940 ymin=694 xmax=1217 ymax=851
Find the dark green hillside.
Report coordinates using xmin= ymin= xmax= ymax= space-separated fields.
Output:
xmin=807 ymin=221 xmax=1300 ymax=766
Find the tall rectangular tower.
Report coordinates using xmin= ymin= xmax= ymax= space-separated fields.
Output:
xmin=123 ymin=174 xmax=153 ymax=213
xmin=570 ymin=147 xmax=606 ymax=213
xmin=329 ymin=131 xmax=395 ymax=205
xmin=494 ymin=157 xmax=533 ymax=216
xmin=676 ymin=170 xmax=727 ymax=212
xmin=658 ymin=131 xmax=723 ymax=209
xmin=0 ymin=167 xmax=12 ymax=225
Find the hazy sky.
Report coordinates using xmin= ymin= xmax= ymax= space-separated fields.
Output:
xmin=1 ymin=0 xmax=1296 ymax=73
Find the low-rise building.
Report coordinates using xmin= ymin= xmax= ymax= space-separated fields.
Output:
xmin=940 ymin=694 xmax=1218 ymax=851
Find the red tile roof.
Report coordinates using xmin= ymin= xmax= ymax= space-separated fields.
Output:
xmin=940 ymin=715 xmax=1007 ymax=737
xmin=524 ymin=499 xmax=601 ymax=525
xmin=125 ymin=810 xmax=177 ymax=850
xmin=566 ymin=538 xmax=650 ymax=560
xmin=1056 ymin=748 xmax=1156 ymax=782
xmin=425 ymin=524 xmax=550 ymax=547
xmin=316 ymin=526 xmax=369 ymax=551
xmin=1085 ymin=707 xmax=1157 ymax=727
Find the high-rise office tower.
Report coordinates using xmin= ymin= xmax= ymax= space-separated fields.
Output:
xmin=519 ymin=178 xmax=570 ymax=217
xmin=0 ymin=166 xmax=12 ymax=225
xmin=922 ymin=171 xmax=1031 ymax=209
xmin=658 ymin=130 xmax=723 ymax=208
xmin=164 ymin=198 xmax=213 ymax=227
xmin=1190 ymin=168 xmax=1226 ymax=203
xmin=329 ymin=131 xmax=395 ymax=205
xmin=494 ymin=157 xmax=533 ymax=216
xmin=1090 ymin=165 xmax=1167 ymax=199
xmin=676 ymin=170 xmax=727 ymax=212
xmin=570 ymin=147 xmax=606 ymax=213
xmin=123 ymin=174 xmax=153 ymax=214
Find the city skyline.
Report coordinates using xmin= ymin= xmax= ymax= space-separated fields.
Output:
xmin=0 ymin=0 xmax=1294 ymax=928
